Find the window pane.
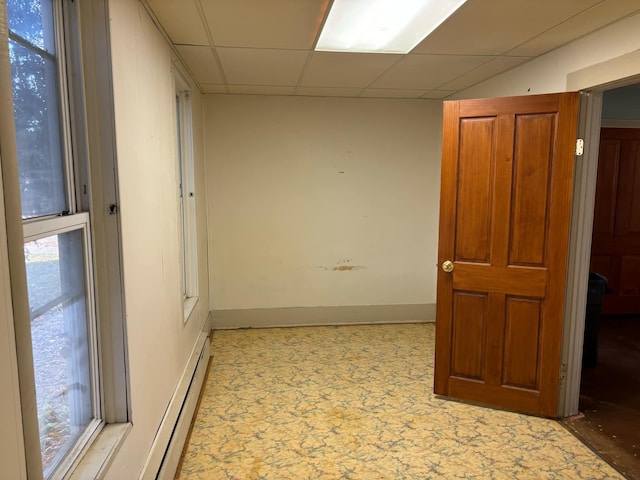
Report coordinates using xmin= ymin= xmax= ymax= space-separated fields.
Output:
xmin=9 ymin=38 xmax=67 ymax=218
xmin=25 ymin=231 xmax=93 ymax=475
xmin=7 ymin=0 xmax=56 ymax=53
xmin=24 ymin=238 xmax=61 ymax=312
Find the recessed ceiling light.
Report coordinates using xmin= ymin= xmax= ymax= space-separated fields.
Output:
xmin=316 ymin=0 xmax=467 ymax=54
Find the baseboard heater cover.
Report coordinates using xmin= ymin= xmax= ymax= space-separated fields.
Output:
xmin=139 ymin=332 xmax=210 ymax=479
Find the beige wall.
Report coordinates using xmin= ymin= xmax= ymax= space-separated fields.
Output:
xmin=456 ymin=12 xmax=640 ymax=98
xmin=205 ymin=95 xmax=442 ymax=311
xmin=105 ymin=0 xmax=209 ymax=477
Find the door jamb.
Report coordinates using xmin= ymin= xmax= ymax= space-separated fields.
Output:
xmin=560 ymin=73 xmax=640 ymax=417
xmin=558 ymin=91 xmax=603 ymax=417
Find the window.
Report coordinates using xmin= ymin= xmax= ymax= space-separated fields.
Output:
xmin=23 ymin=219 xmax=98 ymax=477
xmin=5 ymin=0 xmax=122 ymax=477
xmin=174 ymin=70 xmax=198 ymax=319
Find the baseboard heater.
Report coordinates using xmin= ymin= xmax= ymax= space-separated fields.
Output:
xmin=139 ymin=332 xmax=211 ymax=479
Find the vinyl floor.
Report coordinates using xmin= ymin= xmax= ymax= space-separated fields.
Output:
xmin=176 ymin=323 xmax=622 ymax=479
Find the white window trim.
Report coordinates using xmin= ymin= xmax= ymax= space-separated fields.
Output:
xmin=72 ymin=0 xmax=130 ymax=427
xmin=68 ymin=423 xmax=131 ymax=480
xmin=174 ymin=67 xmax=198 ymax=322
xmin=63 ymin=0 xmax=132 ymax=473
xmin=72 ymin=0 xmax=130 ymax=428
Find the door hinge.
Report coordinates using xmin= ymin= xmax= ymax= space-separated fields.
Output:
xmin=575 ymin=138 xmax=584 ymax=156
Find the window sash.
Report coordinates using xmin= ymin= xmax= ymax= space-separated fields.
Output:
xmin=6 ymin=0 xmax=103 ymax=477
xmin=23 ymin=213 xmax=103 ymax=479
xmin=8 ymin=0 xmax=77 ymax=220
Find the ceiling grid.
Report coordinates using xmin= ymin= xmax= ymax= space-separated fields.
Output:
xmin=145 ymin=0 xmax=640 ymax=98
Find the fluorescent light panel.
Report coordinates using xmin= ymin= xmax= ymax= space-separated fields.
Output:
xmin=316 ymin=0 xmax=467 ymax=54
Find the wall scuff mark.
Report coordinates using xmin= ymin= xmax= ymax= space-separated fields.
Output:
xmin=317 ymin=259 xmax=366 ymax=272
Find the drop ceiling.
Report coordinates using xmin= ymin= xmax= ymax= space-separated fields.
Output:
xmin=145 ymin=0 xmax=640 ymax=99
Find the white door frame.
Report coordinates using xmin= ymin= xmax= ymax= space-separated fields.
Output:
xmin=559 ymin=59 xmax=640 ymax=417
xmin=559 ymin=90 xmax=603 ymax=417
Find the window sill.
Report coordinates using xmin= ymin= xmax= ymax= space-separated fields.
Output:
xmin=184 ymin=296 xmax=199 ymax=323
xmin=68 ymin=423 xmax=132 ymax=480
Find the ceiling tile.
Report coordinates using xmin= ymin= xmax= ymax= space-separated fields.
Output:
xmin=508 ymin=1 xmax=640 ymax=57
xmin=147 ymin=0 xmax=209 ymax=46
xmin=412 ymin=0 xmax=601 ymax=55
xmin=150 ymin=0 xmax=640 ymax=99
xmin=422 ymin=91 xmax=457 ymax=99
xmin=175 ymin=46 xmax=225 ymax=84
xmin=300 ymin=52 xmax=401 ymax=88
xmin=295 ymin=87 xmax=363 ymax=97
xmin=370 ymin=54 xmax=492 ymax=90
xmin=228 ymin=85 xmax=296 ymax=95
xmin=440 ymin=56 xmax=531 ymax=91
xmin=200 ymin=84 xmax=228 ymax=94
xmin=217 ymin=48 xmax=309 ymax=86
xmin=201 ymin=0 xmax=330 ymax=49
xmin=360 ymin=89 xmax=428 ymax=99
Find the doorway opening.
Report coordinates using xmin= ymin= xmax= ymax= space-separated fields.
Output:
xmin=565 ymin=84 xmax=640 ymax=479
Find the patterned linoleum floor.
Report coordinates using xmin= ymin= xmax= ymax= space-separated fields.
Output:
xmin=176 ymin=323 xmax=622 ymax=479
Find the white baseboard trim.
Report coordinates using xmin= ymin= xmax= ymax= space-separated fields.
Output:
xmin=139 ymin=332 xmax=210 ymax=480
xmin=211 ymin=304 xmax=435 ymax=329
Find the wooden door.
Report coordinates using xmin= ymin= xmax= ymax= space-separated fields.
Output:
xmin=590 ymin=128 xmax=640 ymax=315
xmin=434 ymin=93 xmax=580 ymax=417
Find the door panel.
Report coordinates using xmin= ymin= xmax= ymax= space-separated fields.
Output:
xmin=620 ymin=256 xmax=640 ymax=296
xmin=590 ymin=128 xmax=640 ymax=314
xmin=510 ymin=114 xmax=555 ymax=266
xmin=451 ymin=292 xmax=487 ymax=380
xmin=435 ymin=93 xmax=580 ymax=417
xmin=615 ymin=139 xmax=640 ymax=235
xmin=502 ymin=297 xmax=542 ymax=390
xmin=456 ymin=119 xmax=494 ymax=262
xmin=592 ymin=139 xmax=619 ymax=235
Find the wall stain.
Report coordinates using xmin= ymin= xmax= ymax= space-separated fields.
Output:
xmin=317 ymin=265 xmax=366 ymax=271
xmin=317 ymin=259 xmax=366 ymax=271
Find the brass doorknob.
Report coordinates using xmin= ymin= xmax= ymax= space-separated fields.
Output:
xmin=442 ymin=260 xmax=454 ymax=273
